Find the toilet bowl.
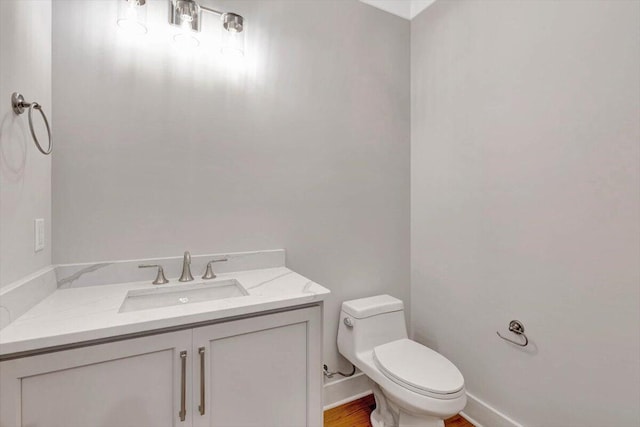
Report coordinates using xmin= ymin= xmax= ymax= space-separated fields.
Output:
xmin=337 ymin=295 xmax=466 ymax=427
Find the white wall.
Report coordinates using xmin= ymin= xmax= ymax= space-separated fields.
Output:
xmin=0 ymin=0 xmax=52 ymax=288
xmin=52 ymin=0 xmax=410 ymax=375
xmin=411 ymin=1 xmax=640 ymax=426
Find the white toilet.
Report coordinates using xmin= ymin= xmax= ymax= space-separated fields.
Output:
xmin=337 ymin=295 xmax=466 ymax=427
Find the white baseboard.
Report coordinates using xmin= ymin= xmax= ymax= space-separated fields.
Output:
xmin=323 ymin=372 xmax=372 ymax=411
xmin=323 ymin=376 xmax=523 ymax=427
xmin=461 ymin=391 xmax=523 ymax=427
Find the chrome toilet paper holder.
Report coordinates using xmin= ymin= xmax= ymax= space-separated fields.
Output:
xmin=497 ymin=320 xmax=529 ymax=347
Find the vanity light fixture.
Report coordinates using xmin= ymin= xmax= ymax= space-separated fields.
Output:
xmin=169 ymin=0 xmax=201 ymax=47
xmin=221 ymin=12 xmax=245 ymax=57
xmin=168 ymin=0 xmax=245 ymax=56
xmin=117 ymin=0 xmax=148 ymax=35
xmin=116 ymin=0 xmax=246 ymax=56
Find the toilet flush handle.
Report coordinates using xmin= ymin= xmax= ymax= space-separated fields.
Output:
xmin=343 ymin=317 xmax=353 ymax=328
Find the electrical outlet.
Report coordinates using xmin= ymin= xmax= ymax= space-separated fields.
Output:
xmin=34 ymin=219 xmax=45 ymax=252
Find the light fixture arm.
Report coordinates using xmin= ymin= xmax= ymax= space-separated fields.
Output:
xmin=200 ymin=5 xmax=224 ymax=17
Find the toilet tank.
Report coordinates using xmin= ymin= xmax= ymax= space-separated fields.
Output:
xmin=337 ymin=295 xmax=408 ymax=362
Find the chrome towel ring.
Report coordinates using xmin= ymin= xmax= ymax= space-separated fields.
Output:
xmin=11 ymin=92 xmax=52 ymax=155
xmin=496 ymin=319 xmax=529 ymax=347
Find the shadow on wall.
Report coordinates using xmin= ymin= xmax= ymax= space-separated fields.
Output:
xmin=0 ymin=112 xmax=28 ymax=187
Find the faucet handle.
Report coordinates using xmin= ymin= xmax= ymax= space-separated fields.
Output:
xmin=202 ymin=258 xmax=229 ymax=280
xmin=138 ymin=264 xmax=169 ymax=285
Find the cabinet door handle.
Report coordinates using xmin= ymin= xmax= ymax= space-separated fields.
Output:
xmin=198 ymin=347 xmax=206 ymax=415
xmin=179 ymin=351 xmax=187 ymax=422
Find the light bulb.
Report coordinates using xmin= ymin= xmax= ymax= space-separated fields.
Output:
xmin=117 ymin=0 xmax=148 ymax=35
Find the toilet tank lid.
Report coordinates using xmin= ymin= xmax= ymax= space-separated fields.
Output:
xmin=342 ymin=295 xmax=404 ymax=319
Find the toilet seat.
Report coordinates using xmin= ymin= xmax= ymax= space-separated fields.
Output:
xmin=373 ymin=339 xmax=465 ymax=400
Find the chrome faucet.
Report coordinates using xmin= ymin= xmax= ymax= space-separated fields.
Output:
xmin=202 ymin=258 xmax=229 ymax=280
xmin=179 ymin=251 xmax=194 ymax=282
xmin=138 ymin=264 xmax=169 ymax=285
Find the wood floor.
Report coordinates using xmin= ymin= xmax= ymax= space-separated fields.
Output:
xmin=324 ymin=394 xmax=474 ymax=427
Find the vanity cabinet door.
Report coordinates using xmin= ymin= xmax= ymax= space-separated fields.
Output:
xmin=192 ymin=306 xmax=323 ymax=427
xmin=0 ymin=330 xmax=192 ymax=427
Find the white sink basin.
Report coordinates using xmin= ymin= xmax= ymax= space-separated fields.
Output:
xmin=119 ymin=280 xmax=248 ymax=313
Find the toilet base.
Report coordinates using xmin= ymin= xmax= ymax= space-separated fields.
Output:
xmin=369 ymin=380 xmax=445 ymax=427
xmin=370 ymin=381 xmax=398 ymax=427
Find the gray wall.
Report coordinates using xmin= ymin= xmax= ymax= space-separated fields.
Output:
xmin=52 ymin=0 xmax=410 ymax=374
xmin=0 ymin=0 xmax=52 ymax=288
xmin=411 ymin=1 xmax=640 ymax=426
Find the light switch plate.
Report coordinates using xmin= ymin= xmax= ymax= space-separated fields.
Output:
xmin=34 ymin=218 xmax=45 ymax=252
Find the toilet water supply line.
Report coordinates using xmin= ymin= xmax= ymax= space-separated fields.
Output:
xmin=323 ymin=363 xmax=356 ymax=379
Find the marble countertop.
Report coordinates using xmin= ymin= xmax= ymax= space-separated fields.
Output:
xmin=0 ymin=267 xmax=329 ymax=357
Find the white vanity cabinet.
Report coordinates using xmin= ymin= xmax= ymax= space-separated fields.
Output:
xmin=0 ymin=306 xmax=322 ymax=427
xmin=192 ymin=306 xmax=322 ymax=427
xmin=0 ymin=330 xmax=192 ymax=427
